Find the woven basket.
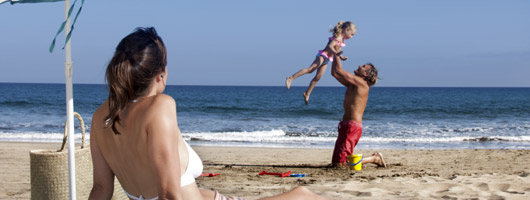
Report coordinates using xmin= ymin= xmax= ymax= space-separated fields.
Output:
xmin=30 ymin=112 xmax=127 ymax=200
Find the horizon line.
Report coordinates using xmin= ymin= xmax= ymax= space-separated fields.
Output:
xmin=1 ymin=82 xmax=529 ymax=88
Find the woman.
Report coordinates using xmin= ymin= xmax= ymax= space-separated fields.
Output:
xmin=89 ymin=27 xmax=328 ymax=200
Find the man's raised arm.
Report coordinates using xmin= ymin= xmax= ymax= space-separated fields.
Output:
xmin=331 ymin=54 xmax=368 ymax=88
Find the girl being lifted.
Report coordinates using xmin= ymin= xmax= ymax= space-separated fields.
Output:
xmin=285 ymin=21 xmax=357 ymax=105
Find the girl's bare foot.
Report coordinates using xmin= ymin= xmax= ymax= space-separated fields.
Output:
xmin=303 ymin=92 xmax=309 ymax=105
xmin=372 ymin=152 xmax=387 ymax=168
xmin=285 ymin=77 xmax=293 ymax=89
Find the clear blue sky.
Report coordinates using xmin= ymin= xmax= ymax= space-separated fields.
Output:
xmin=1 ymin=0 xmax=529 ymax=87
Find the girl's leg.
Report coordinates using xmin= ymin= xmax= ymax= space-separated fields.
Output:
xmin=259 ymin=186 xmax=329 ymax=200
xmin=286 ymin=56 xmax=325 ymax=89
xmin=303 ymin=63 xmax=328 ymax=105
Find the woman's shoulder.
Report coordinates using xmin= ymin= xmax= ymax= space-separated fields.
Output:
xmin=142 ymin=94 xmax=178 ymax=129
xmin=149 ymin=94 xmax=176 ymax=108
xmin=142 ymin=94 xmax=177 ymax=116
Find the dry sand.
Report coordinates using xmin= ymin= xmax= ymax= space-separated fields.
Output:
xmin=1 ymin=142 xmax=530 ymax=199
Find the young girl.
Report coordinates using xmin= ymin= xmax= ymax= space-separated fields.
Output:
xmin=285 ymin=21 xmax=357 ymax=105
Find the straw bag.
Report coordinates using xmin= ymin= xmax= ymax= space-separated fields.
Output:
xmin=30 ymin=112 xmax=127 ymax=200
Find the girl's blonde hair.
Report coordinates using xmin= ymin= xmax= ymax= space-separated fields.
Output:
xmin=330 ymin=21 xmax=356 ymax=38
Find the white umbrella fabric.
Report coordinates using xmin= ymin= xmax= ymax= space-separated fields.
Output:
xmin=1 ymin=0 xmax=85 ymax=199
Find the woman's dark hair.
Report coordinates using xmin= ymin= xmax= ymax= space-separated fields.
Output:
xmin=105 ymin=27 xmax=167 ymax=134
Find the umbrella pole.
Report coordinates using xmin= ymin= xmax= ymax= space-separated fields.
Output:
xmin=64 ymin=0 xmax=76 ymax=199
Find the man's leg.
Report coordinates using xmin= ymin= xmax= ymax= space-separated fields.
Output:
xmin=361 ymin=152 xmax=387 ymax=167
xmin=332 ymin=121 xmax=362 ymax=166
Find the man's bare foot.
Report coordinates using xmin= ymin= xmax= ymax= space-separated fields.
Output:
xmin=372 ymin=152 xmax=387 ymax=168
xmin=285 ymin=77 xmax=293 ymax=90
xmin=303 ymin=92 xmax=309 ymax=105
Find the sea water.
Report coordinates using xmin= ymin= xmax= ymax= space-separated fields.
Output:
xmin=1 ymin=83 xmax=529 ymax=149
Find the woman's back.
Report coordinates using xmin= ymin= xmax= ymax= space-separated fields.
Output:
xmin=90 ymin=26 xmax=329 ymax=200
xmin=91 ymin=95 xmax=193 ymax=199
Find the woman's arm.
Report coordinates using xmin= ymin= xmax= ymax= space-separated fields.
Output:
xmin=146 ymin=95 xmax=183 ymax=200
xmin=89 ymin=119 xmax=115 ymax=200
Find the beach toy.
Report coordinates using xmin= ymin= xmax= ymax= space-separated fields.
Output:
xmin=347 ymin=154 xmax=363 ymax=171
xmin=259 ymin=170 xmax=292 ymax=177
xmin=289 ymin=173 xmax=306 ymax=177
xmin=200 ymin=173 xmax=220 ymax=177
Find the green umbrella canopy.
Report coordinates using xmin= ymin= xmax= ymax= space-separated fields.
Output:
xmin=1 ymin=0 xmax=85 ymax=53
xmin=0 ymin=0 xmax=64 ymax=4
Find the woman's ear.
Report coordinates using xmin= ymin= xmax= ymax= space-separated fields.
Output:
xmin=156 ymin=72 xmax=164 ymax=82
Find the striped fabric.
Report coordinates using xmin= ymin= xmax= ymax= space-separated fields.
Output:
xmin=215 ymin=191 xmax=247 ymax=200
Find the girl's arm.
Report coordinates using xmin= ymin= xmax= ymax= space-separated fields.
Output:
xmin=326 ymin=39 xmax=342 ymax=55
xmin=147 ymin=95 xmax=184 ymax=200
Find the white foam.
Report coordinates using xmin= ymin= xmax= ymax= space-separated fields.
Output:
xmin=183 ymin=129 xmax=336 ymax=144
xmin=0 ymin=132 xmax=90 ymax=143
xmin=360 ymin=136 xmax=530 ymax=143
xmin=2 ymin=131 xmax=530 ymax=145
xmin=183 ymin=130 xmax=530 ymax=144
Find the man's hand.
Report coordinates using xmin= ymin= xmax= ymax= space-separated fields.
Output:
xmin=337 ymin=51 xmax=347 ymax=61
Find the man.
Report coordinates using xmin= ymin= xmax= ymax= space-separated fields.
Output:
xmin=330 ymin=53 xmax=386 ymax=168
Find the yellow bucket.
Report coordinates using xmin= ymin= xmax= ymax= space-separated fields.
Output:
xmin=348 ymin=154 xmax=363 ymax=171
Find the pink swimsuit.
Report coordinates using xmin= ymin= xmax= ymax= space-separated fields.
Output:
xmin=318 ymin=37 xmax=346 ymax=63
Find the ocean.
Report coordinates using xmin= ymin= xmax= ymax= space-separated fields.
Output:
xmin=1 ymin=83 xmax=529 ymax=149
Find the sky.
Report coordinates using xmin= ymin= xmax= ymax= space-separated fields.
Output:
xmin=0 ymin=0 xmax=529 ymax=87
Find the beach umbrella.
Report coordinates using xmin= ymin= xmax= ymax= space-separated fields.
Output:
xmin=1 ymin=0 xmax=85 ymax=199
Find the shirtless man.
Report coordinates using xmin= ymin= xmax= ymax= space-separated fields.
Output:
xmin=330 ymin=53 xmax=386 ymax=168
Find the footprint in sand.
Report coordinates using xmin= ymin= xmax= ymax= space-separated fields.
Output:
xmin=343 ymin=191 xmax=372 ymax=197
xmin=419 ymin=183 xmax=455 ymax=193
xmin=489 ymin=183 xmax=510 ymax=192
xmin=440 ymin=195 xmax=457 ymax=200
xmin=475 ymin=182 xmax=489 ymax=191
xmin=488 ymin=194 xmax=506 ymax=200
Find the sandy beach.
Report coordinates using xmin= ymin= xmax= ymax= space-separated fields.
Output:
xmin=1 ymin=142 xmax=529 ymax=200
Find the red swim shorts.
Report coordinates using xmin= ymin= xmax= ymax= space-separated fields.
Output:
xmin=332 ymin=120 xmax=363 ymax=164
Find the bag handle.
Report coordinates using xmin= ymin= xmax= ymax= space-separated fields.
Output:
xmin=59 ymin=112 xmax=86 ymax=152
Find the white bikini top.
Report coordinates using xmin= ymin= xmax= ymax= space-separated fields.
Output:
xmin=181 ymin=140 xmax=203 ymax=186
xmin=123 ymin=140 xmax=203 ymax=200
